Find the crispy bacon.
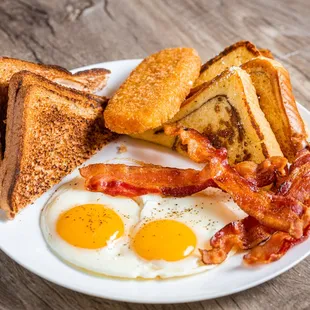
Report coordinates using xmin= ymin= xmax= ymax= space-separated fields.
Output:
xmin=235 ymin=157 xmax=288 ymax=188
xmin=200 ymin=216 xmax=275 ymax=264
xmin=81 ymin=139 xmax=288 ymax=202
xmin=202 ymin=158 xmax=310 ymax=265
xmin=244 ymin=225 xmax=310 ymax=265
xmin=194 ymin=143 xmax=310 ymax=265
xmin=167 ymin=126 xmax=308 ymax=238
xmin=80 ymin=164 xmax=216 ymax=197
xmin=80 ymin=124 xmax=310 ymax=265
xmin=80 ymin=158 xmax=287 ymax=199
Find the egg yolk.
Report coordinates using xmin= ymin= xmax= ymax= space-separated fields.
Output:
xmin=132 ymin=219 xmax=197 ymax=261
xmin=56 ymin=204 xmax=124 ymax=249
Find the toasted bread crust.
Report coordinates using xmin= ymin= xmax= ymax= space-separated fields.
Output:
xmin=0 ymin=79 xmax=117 ymax=218
xmin=0 ymin=71 xmax=108 ymax=157
xmin=104 ymin=48 xmax=201 ymax=134
xmin=10 ymin=71 xmax=108 ymax=107
xmin=194 ymin=41 xmax=260 ymax=87
xmin=0 ymin=57 xmax=110 ymax=158
xmin=259 ymin=49 xmax=274 ymax=59
xmin=133 ymin=68 xmax=283 ymax=164
xmin=242 ymin=57 xmax=308 ymax=161
xmin=0 ymin=57 xmax=110 ymax=93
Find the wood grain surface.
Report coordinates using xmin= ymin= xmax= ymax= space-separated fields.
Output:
xmin=0 ymin=0 xmax=310 ymax=309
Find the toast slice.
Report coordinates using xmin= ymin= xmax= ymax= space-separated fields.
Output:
xmin=241 ymin=57 xmax=308 ymax=161
xmin=0 ymin=57 xmax=110 ymax=156
xmin=193 ymin=41 xmax=260 ymax=87
xmin=0 ymin=56 xmax=110 ymax=93
xmin=0 ymin=71 xmax=108 ymax=158
xmin=0 ymin=77 xmax=118 ymax=218
xmin=133 ymin=67 xmax=283 ymax=164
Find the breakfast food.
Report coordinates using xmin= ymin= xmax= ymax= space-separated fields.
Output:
xmin=0 ymin=74 xmax=117 ymax=218
xmin=2 ymin=39 xmax=309 ymax=277
xmin=104 ymin=47 xmax=201 ymax=134
xmin=41 ymin=177 xmax=242 ymax=278
xmin=0 ymin=71 xmax=108 ymax=157
xmin=193 ymin=41 xmax=260 ymax=87
xmin=0 ymin=57 xmax=110 ymax=158
xmin=242 ymin=57 xmax=308 ymax=160
xmin=80 ymin=153 xmax=287 ymax=197
xmin=170 ymin=127 xmax=310 ymax=264
xmin=84 ymin=126 xmax=310 ymax=266
xmin=0 ymin=56 xmax=110 ymax=93
xmin=133 ymin=67 xmax=283 ymax=164
xmin=259 ymin=49 xmax=274 ymax=59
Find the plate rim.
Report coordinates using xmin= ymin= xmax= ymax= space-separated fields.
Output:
xmin=1 ymin=59 xmax=310 ymax=304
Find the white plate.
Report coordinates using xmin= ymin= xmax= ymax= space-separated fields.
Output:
xmin=0 ymin=59 xmax=310 ymax=304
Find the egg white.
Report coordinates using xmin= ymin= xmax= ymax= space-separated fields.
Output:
xmin=41 ymin=179 xmax=245 ymax=279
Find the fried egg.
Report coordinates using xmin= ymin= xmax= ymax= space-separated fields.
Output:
xmin=41 ymin=178 xmax=244 ymax=279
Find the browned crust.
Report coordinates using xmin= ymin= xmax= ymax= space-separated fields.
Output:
xmin=0 ymin=57 xmax=111 ymax=91
xmin=0 ymin=71 xmax=109 ymax=158
xmin=0 ymin=57 xmax=71 ymax=74
xmin=11 ymin=71 xmax=108 ymax=106
xmin=173 ymin=67 xmax=282 ymax=162
xmin=104 ymin=47 xmax=201 ymax=134
xmin=0 ymin=78 xmax=117 ymax=218
xmin=184 ymin=70 xmax=263 ymax=139
xmin=238 ymin=79 xmax=270 ymax=158
xmin=259 ymin=49 xmax=274 ymax=59
xmin=200 ymin=41 xmax=261 ymax=74
xmin=242 ymin=57 xmax=308 ymax=160
xmin=0 ymin=57 xmax=110 ymax=158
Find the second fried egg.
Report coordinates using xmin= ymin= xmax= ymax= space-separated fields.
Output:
xmin=41 ymin=179 xmax=244 ymax=279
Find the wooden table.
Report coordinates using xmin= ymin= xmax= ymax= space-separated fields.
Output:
xmin=1 ymin=0 xmax=310 ymax=309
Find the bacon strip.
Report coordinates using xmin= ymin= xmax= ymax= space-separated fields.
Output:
xmin=80 ymin=139 xmax=288 ymax=200
xmin=235 ymin=157 xmax=288 ymax=188
xmin=79 ymin=125 xmax=310 ymax=265
xmin=80 ymin=157 xmax=287 ymax=198
xmin=200 ymin=216 xmax=275 ymax=264
xmin=244 ymin=225 xmax=310 ymax=265
xmin=199 ymin=146 xmax=310 ymax=265
xmin=80 ymin=164 xmax=216 ymax=197
xmin=167 ymin=126 xmax=307 ymax=238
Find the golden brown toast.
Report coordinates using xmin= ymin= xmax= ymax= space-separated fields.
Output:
xmin=241 ymin=57 xmax=308 ymax=161
xmin=0 ymin=77 xmax=118 ymax=218
xmin=133 ymin=67 xmax=283 ymax=164
xmin=0 ymin=57 xmax=110 ymax=158
xmin=0 ymin=56 xmax=110 ymax=93
xmin=193 ymin=41 xmax=260 ymax=87
xmin=0 ymin=71 xmax=108 ymax=158
xmin=9 ymin=71 xmax=107 ymax=108
xmin=104 ymin=48 xmax=201 ymax=134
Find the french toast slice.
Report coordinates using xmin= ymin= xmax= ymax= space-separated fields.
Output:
xmin=259 ymin=49 xmax=274 ymax=59
xmin=0 ymin=57 xmax=110 ymax=157
xmin=133 ymin=67 xmax=283 ymax=164
xmin=193 ymin=41 xmax=260 ymax=87
xmin=0 ymin=78 xmax=117 ymax=218
xmin=241 ymin=57 xmax=308 ymax=161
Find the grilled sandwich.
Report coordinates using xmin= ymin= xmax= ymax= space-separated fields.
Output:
xmin=0 ymin=57 xmax=110 ymax=157
xmin=133 ymin=67 xmax=283 ymax=164
xmin=0 ymin=73 xmax=117 ymax=218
